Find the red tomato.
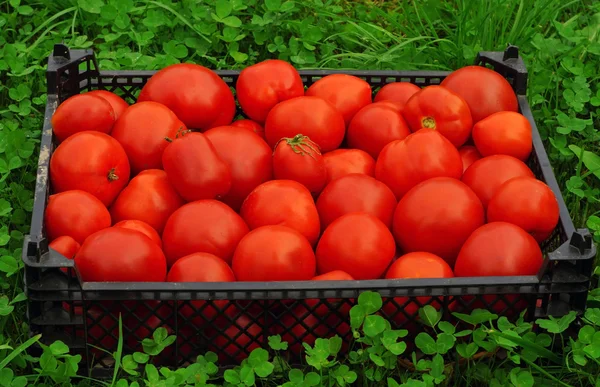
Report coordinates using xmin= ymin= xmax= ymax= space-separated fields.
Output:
xmin=440 ymin=66 xmax=518 ymax=123
xmin=454 ymin=222 xmax=543 ymax=276
xmin=317 ymin=174 xmax=397 ymax=230
xmin=273 ymin=134 xmax=327 ymax=195
xmin=487 ymin=177 xmax=559 ymax=242
xmin=458 ymin=145 xmax=482 ymax=173
xmin=346 ymin=102 xmax=411 ymax=159
xmin=51 ymin=94 xmax=115 ymax=143
xmin=45 ymin=190 xmax=111 ymax=244
xmin=375 ymin=129 xmax=463 ymax=199
xmin=374 ymin=82 xmax=421 ymax=109
xmin=316 ymin=213 xmax=395 ymax=280
xmin=231 ymin=119 xmax=265 ymax=140
xmin=240 ymin=180 xmax=320 ymax=246
xmin=204 ymin=126 xmax=273 ymax=211
xmin=87 ymin=90 xmax=129 ymax=119
xmin=306 ymin=270 xmax=354 ymax=317
xmin=162 ymin=132 xmax=232 ymax=202
xmin=50 ymin=131 xmax=130 ymax=207
xmin=233 ymin=225 xmax=316 ymax=281
xmin=264 ymin=96 xmax=345 ymax=152
xmin=213 ymin=314 xmax=263 ymax=363
xmin=162 ymin=200 xmax=249 ymax=266
xmin=461 ymin=155 xmax=534 ymax=209
xmin=114 ymin=220 xmax=162 ymax=248
xmin=111 ymin=101 xmax=186 ymax=174
xmin=305 ymin=74 xmax=372 ymax=125
xmin=110 ymin=169 xmax=184 ymax=234
xmin=393 ymin=177 xmax=485 ymax=266
xmin=49 ymin=235 xmax=80 ymax=259
xmin=402 ymin=86 xmax=473 ymax=147
xmin=235 ymin=59 xmax=304 ymax=123
xmin=323 ymin=149 xmax=375 ymax=184
xmin=75 ymin=227 xmax=167 ymax=282
xmin=472 ymin=111 xmax=532 ymax=161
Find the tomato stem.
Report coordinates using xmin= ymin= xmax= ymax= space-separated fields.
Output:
xmin=275 ymin=134 xmax=322 ymax=160
xmin=422 ymin=117 xmax=436 ymax=129
xmin=107 ymin=168 xmax=119 ymax=182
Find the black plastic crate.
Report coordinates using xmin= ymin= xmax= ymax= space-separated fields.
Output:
xmin=23 ymin=44 xmax=596 ymax=376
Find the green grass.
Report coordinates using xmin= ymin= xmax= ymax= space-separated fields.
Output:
xmin=1 ymin=0 xmax=600 ymax=385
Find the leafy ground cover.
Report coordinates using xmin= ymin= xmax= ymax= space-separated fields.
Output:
xmin=1 ymin=0 xmax=599 ymax=385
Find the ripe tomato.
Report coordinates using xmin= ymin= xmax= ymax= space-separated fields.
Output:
xmin=440 ymin=66 xmax=518 ymax=123
xmin=87 ymin=90 xmax=129 ymax=119
xmin=393 ymin=177 xmax=484 ymax=266
xmin=162 ymin=200 xmax=249 ymax=266
xmin=316 ymin=213 xmax=395 ymax=280
xmin=50 ymin=131 xmax=130 ymax=207
xmin=162 ymin=132 xmax=232 ymax=202
xmin=231 ymin=119 xmax=265 ymax=140
xmin=264 ymin=96 xmax=345 ymax=152
xmin=138 ymin=63 xmax=235 ymax=130
xmin=240 ymin=180 xmax=320 ymax=246
xmin=45 ymin=190 xmax=111 ymax=244
xmin=110 ymin=169 xmax=184 ymax=234
xmin=306 ymin=270 xmax=354 ymax=317
xmin=49 ymin=235 xmax=80 ymax=259
xmin=317 ymin=174 xmax=397 ymax=230
xmin=472 ymin=111 xmax=532 ymax=161
xmin=233 ymin=225 xmax=316 ymax=281
xmin=461 ymin=155 xmax=534 ymax=209
xmin=375 ymin=129 xmax=463 ymax=199
xmin=458 ymin=145 xmax=482 ymax=173
xmin=213 ymin=314 xmax=263 ymax=363
xmin=75 ymin=227 xmax=167 ymax=282
xmin=402 ymin=86 xmax=473 ymax=147
xmin=273 ymin=134 xmax=327 ymax=195
xmin=51 ymin=94 xmax=115 ymax=143
xmin=235 ymin=59 xmax=304 ymax=123
xmin=114 ymin=220 xmax=162 ymax=248
xmin=454 ymin=222 xmax=543 ymax=277
xmin=204 ymin=125 xmax=273 ymax=211
xmin=346 ymin=102 xmax=411 ymax=159
xmin=305 ymin=74 xmax=372 ymax=125
xmin=323 ymin=149 xmax=375 ymax=184
xmin=374 ymin=82 xmax=421 ymax=109
xmin=487 ymin=177 xmax=559 ymax=242
xmin=111 ymin=101 xmax=186 ymax=174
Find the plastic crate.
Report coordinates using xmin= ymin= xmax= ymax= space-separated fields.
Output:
xmin=23 ymin=44 xmax=596 ymax=376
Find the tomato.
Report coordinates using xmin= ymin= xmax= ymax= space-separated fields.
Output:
xmin=204 ymin=125 xmax=273 ymax=211
xmin=317 ymin=174 xmax=397 ymax=230
xmin=45 ymin=190 xmax=111 ymax=244
xmin=458 ymin=145 xmax=482 ymax=173
xmin=305 ymin=74 xmax=372 ymax=125
xmin=440 ymin=66 xmax=518 ymax=123
xmin=393 ymin=177 xmax=484 ymax=266
xmin=75 ymin=227 xmax=167 ymax=282
xmin=487 ymin=177 xmax=559 ymax=242
xmin=454 ymin=222 xmax=543 ymax=277
xmin=313 ymin=270 xmax=354 ymax=281
xmin=264 ymin=96 xmax=345 ymax=152
xmin=461 ymin=155 xmax=534 ymax=209
xmin=213 ymin=314 xmax=263 ymax=363
xmin=87 ymin=90 xmax=129 ymax=119
xmin=114 ymin=220 xmax=162 ymax=248
xmin=137 ymin=63 xmax=235 ymax=131
xmin=402 ymin=86 xmax=473 ymax=147
xmin=306 ymin=270 xmax=354 ymax=317
xmin=162 ymin=132 xmax=232 ymax=202
xmin=50 ymin=131 xmax=130 ymax=207
xmin=273 ymin=134 xmax=327 ymax=195
xmin=323 ymin=149 xmax=375 ymax=184
xmin=232 ymin=225 xmax=316 ymax=281
xmin=162 ymin=200 xmax=249 ymax=266
xmin=51 ymin=94 xmax=115 ymax=143
xmin=346 ymin=102 xmax=411 ymax=159
xmin=111 ymin=101 xmax=186 ymax=174
xmin=231 ymin=119 xmax=265 ymax=140
xmin=472 ymin=111 xmax=532 ymax=161
xmin=235 ymin=59 xmax=304 ymax=123
xmin=240 ymin=180 xmax=320 ymax=246
xmin=375 ymin=129 xmax=463 ymax=199
xmin=374 ymin=82 xmax=421 ymax=109
xmin=49 ymin=235 xmax=80 ymax=272
xmin=110 ymin=169 xmax=184 ymax=234
xmin=316 ymin=213 xmax=395 ymax=280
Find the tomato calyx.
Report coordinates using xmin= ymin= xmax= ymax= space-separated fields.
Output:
xmin=165 ymin=127 xmax=191 ymax=143
xmin=422 ymin=117 xmax=436 ymax=129
xmin=107 ymin=168 xmax=119 ymax=182
xmin=276 ymin=134 xmax=322 ymax=159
